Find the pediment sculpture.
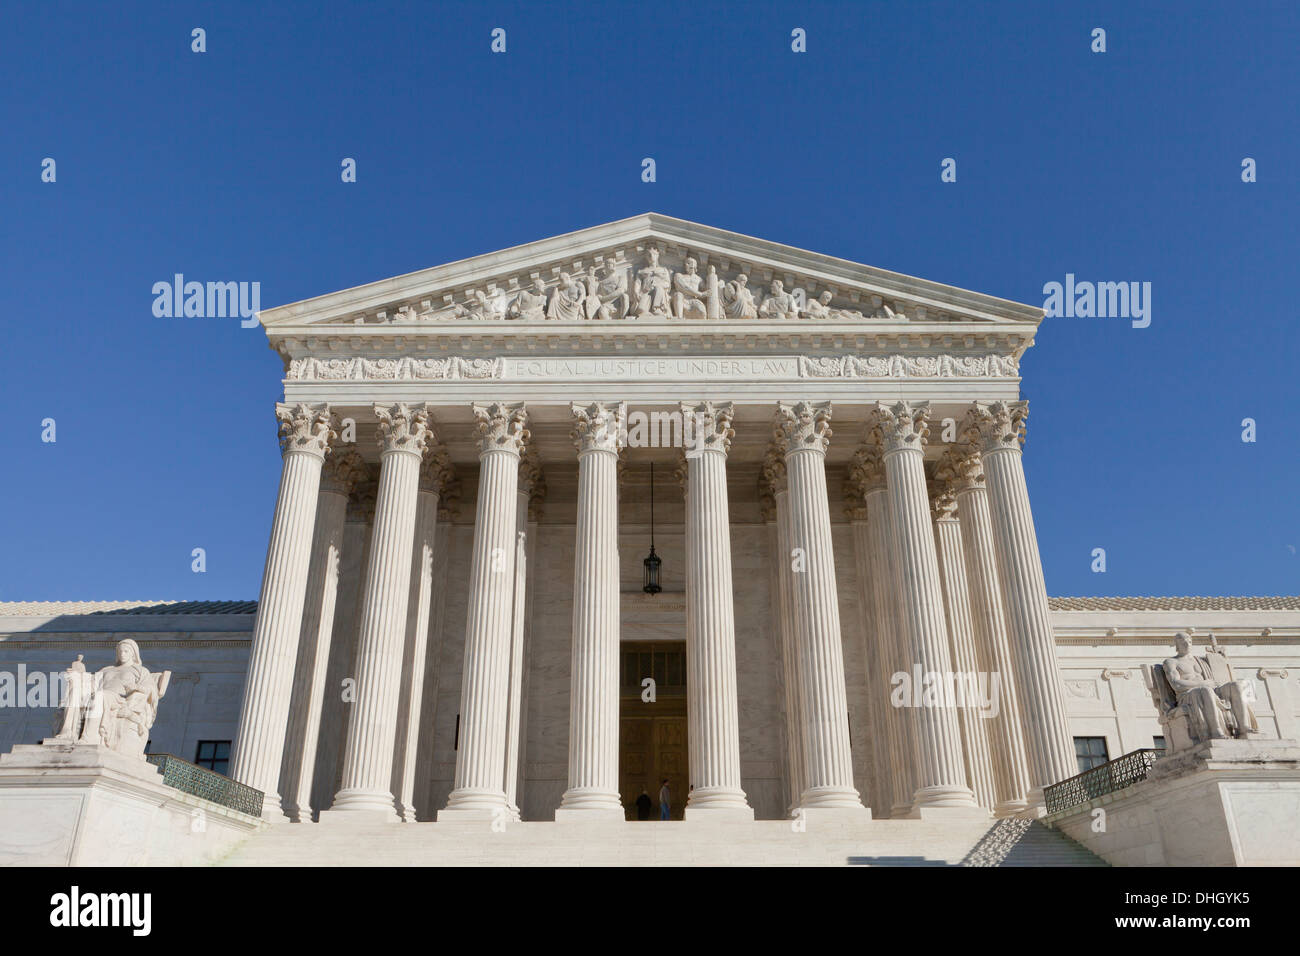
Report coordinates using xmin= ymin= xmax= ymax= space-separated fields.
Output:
xmin=54 ymin=640 xmax=172 ymax=760
xmin=1142 ymin=632 xmax=1259 ymax=753
xmin=374 ymin=248 xmax=908 ymax=324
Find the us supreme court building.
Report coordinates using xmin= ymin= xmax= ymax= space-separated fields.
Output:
xmin=4 ymin=215 xmax=1298 ymax=863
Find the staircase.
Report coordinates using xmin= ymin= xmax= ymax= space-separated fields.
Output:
xmin=219 ymin=816 xmax=1108 ymax=867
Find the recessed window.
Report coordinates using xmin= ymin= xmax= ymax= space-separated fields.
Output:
xmin=1152 ymin=736 xmax=1166 ymax=752
xmin=1073 ymin=736 xmax=1109 ymax=774
xmin=194 ymin=740 xmax=231 ymax=775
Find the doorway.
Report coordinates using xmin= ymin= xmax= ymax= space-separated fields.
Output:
xmin=619 ymin=642 xmax=687 ymax=820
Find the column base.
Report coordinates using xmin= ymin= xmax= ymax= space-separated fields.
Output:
xmin=439 ymin=787 xmax=510 ymax=823
xmin=800 ymin=785 xmax=866 ymax=810
xmin=994 ymin=798 xmax=1030 ymax=818
xmin=684 ymin=786 xmax=753 ymax=818
xmin=911 ymin=784 xmax=979 ymax=809
xmin=557 ymin=786 xmax=623 ymax=816
xmin=683 ymin=805 xmax=755 ymax=821
xmin=322 ymin=788 xmax=402 ymax=822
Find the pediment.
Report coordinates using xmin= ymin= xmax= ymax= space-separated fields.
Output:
xmin=257 ymin=214 xmax=1042 ymax=339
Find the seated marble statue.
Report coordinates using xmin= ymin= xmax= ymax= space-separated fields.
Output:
xmin=759 ymin=280 xmax=798 ymax=320
xmin=634 ymin=248 xmax=671 ymax=317
xmin=508 ymin=279 xmax=548 ymax=321
xmin=722 ymin=274 xmax=757 ymax=320
xmin=593 ymin=261 xmax=629 ymax=319
xmin=1161 ymin=632 xmax=1258 ymax=742
xmin=672 ymin=257 xmax=708 ymax=319
xmin=63 ymin=639 xmax=172 ymax=760
xmin=547 ymin=272 xmax=586 ymax=321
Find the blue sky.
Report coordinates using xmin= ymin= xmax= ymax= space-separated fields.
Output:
xmin=2 ymin=0 xmax=1296 ymax=601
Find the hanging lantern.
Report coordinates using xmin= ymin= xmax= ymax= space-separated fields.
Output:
xmin=643 ymin=462 xmax=662 ymax=594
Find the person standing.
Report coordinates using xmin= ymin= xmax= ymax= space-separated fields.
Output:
xmin=635 ymin=787 xmax=653 ymax=821
xmin=658 ymin=778 xmax=671 ymax=820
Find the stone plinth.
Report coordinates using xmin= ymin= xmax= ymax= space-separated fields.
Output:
xmin=0 ymin=742 xmax=265 ymax=866
xmin=1048 ymin=738 xmax=1300 ymax=866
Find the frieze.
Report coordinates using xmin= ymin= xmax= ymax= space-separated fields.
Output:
xmin=287 ymin=352 xmax=1018 ymax=383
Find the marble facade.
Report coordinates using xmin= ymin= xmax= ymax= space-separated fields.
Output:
xmin=3 ymin=217 xmax=1298 ymax=837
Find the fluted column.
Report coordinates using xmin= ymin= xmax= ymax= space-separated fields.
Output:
xmin=441 ymin=402 xmax=529 ymax=820
xmin=231 ymin=403 xmax=336 ymax=820
xmin=942 ymin=445 xmax=1032 ymax=815
xmin=865 ymin=402 xmax=977 ymax=811
xmin=557 ymin=402 xmax=626 ymax=820
xmin=391 ymin=448 xmax=452 ymax=821
xmin=930 ymin=482 xmax=998 ymax=811
xmin=851 ymin=446 xmax=917 ymax=817
xmin=775 ymin=402 xmax=865 ymax=813
xmin=762 ymin=449 xmax=806 ymax=814
xmin=281 ymin=448 xmax=366 ymax=822
xmin=963 ymin=401 xmax=1076 ymax=803
xmin=681 ymin=401 xmax=753 ymax=817
xmin=843 ymin=460 xmax=894 ymax=818
xmin=322 ymin=404 xmax=432 ymax=821
xmin=505 ymin=452 xmax=543 ymax=819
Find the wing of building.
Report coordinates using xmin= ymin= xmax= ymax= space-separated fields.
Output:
xmin=3 ymin=215 xmax=1297 ymax=845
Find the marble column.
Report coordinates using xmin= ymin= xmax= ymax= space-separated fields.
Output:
xmin=775 ymin=402 xmax=865 ymax=813
xmin=391 ymin=448 xmax=452 ymax=821
xmin=505 ymin=452 xmax=543 ymax=819
xmin=866 ymin=401 xmax=977 ymax=811
xmin=281 ymin=448 xmax=366 ymax=822
xmin=850 ymin=446 xmax=917 ymax=817
xmin=441 ymin=402 xmax=529 ymax=821
xmin=843 ymin=463 xmax=895 ymax=819
xmin=324 ymin=403 xmax=432 ymax=821
xmin=557 ymin=402 xmax=626 ymax=820
xmin=930 ymin=482 xmax=999 ymax=811
xmin=941 ymin=444 xmax=1032 ymax=815
xmin=681 ymin=401 xmax=753 ymax=817
xmin=762 ymin=448 xmax=806 ymax=815
xmin=963 ymin=401 xmax=1076 ymax=803
xmin=231 ymin=403 xmax=336 ymax=820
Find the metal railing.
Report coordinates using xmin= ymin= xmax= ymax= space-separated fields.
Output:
xmin=1043 ymin=748 xmax=1159 ymax=814
xmin=146 ymin=753 xmax=264 ymax=818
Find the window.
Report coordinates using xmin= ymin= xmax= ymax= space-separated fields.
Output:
xmin=1074 ymin=736 xmax=1109 ymax=774
xmin=194 ymin=740 xmax=231 ymax=775
xmin=1152 ymin=736 xmax=1166 ymax=753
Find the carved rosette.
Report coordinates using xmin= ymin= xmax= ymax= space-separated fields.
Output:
xmin=571 ymin=401 xmax=627 ymax=455
xmin=962 ymin=400 xmax=1028 ymax=455
xmin=773 ymin=400 xmax=833 ymax=456
xmin=473 ymin=401 xmax=529 ymax=457
xmin=865 ymin=401 xmax=930 ymax=455
xmin=374 ymin=403 xmax=434 ymax=458
xmin=681 ymin=401 xmax=735 ymax=456
xmin=276 ymin=402 xmax=337 ymax=459
xmin=320 ymin=449 xmax=368 ymax=495
xmin=419 ymin=447 xmax=455 ymax=495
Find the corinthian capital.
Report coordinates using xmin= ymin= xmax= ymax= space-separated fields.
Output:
xmin=276 ymin=403 xmax=337 ymax=458
xmin=419 ymin=446 xmax=455 ymax=494
xmin=962 ymin=400 xmax=1028 ymax=454
xmin=571 ymin=401 xmax=627 ymax=455
xmin=774 ymin=400 xmax=833 ymax=455
xmin=929 ymin=481 xmax=958 ymax=521
xmin=865 ymin=401 xmax=930 ymax=455
xmin=473 ymin=402 xmax=529 ymax=456
xmin=321 ymin=449 xmax=368 ymax=494
xmin=374 ymin=403 xmax=434 ymax=457
xmin=935 ymin=444 xmax=983 ymax=496
xmin=681 ymin=400 xmax=735 ymax=456
xmin=847 ymin=445 xmax=888 ymax=494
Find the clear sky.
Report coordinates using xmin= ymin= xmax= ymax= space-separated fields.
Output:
xmin=2 ymin=1 xmax=1296 ymax=602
